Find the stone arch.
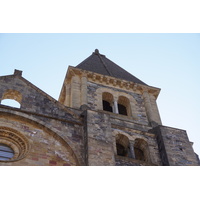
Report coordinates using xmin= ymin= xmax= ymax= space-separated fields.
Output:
xmin=102 ymin=92 xmax=114 ymax=112
xmin=134 ymin=138 xmax=151 ymax=162
xmin=116 ymin=92 xmax=138 ymax=119
xmin=0 ymin=126 xmax=30 ymax=162
xmin=0 ymin=111 xmax=82 ymax=166
xmin=118 ymin=95 xmax=131 ymax=116
xmin=96 ymin=87 xmax=117 ymax=110
xmin=1 ymin=89 xmax=22 ymax=108
xmin=115 ymin=133 xmax=132 ymax=158
xmin=1 ymin=89 xmax=22 ymax=103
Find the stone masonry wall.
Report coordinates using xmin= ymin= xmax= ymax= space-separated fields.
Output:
xmin=115 ymin=155 xmax=157 ymax=166
xmin=86 ymin=81 xmax=162 ymax=166
xmin=0 ymin=107 xmax=84 ymax=166
xmin=150 ymin=126 xmax=199 ymax=166
xmin=0 ymin=117 xmax=77 ymax=166
xmin=87 ymin=81 xmax=149 ymax=125
xmin=0 ymin=74 xmax=85 ymax=166
xmin=83 ymin=109 xmax=115 ymax=166
xmin=0 ymin=75 xmax=79 ymax=124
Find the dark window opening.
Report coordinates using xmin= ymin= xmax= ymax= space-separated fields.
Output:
xmin=103 ymin=100 xmax=113 ymax=112
xmin=127 ymin=146 xmax=132 ymax=158
xmin=116 ymin=143 xmax=127 ymax=156
xmin=134 ymin=147 xmax=145 ymax=161
xmin=118 ymin=104 xmax=127 ymax=116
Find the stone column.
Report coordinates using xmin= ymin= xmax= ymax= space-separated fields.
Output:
xmin=113 ymin=99 xmax=119 ymax=114
xmin=81 ymin=75 xmax=88 ymax=106
xmin=129 ymin=141 xmax=135 ymax=159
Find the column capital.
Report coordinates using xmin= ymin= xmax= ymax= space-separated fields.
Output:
xmin=113 ymin=96 xmax=118 ymax=102
xmin=129 ymin=140 xmax=135 ymax=145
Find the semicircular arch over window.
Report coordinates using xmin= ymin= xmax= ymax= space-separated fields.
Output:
xmin=102 ymin=92 xmax=114 ymax=113
xmin=118 ymin=96 xmax=131 ymax=116
xmin=116 ymin=133 xmax=131 ymax=158
xmin=1 ymin=89 xmax=22 ymax=108
xmin=0 ymin=127 xmax=30 ymax=162
xmin=134 ymin=138 xmax=151 ymax=162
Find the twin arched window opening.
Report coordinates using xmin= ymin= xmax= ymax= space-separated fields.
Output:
xmin=102 ymin=92 xmax=129 ymax=116
xmin=116 ymin=134 xmax=149 ymax=162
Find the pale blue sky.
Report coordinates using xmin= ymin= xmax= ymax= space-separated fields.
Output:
xmin=0 ymin=33 xmax=200 ymax=156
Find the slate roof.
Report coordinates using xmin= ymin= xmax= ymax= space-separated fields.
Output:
xmin=76 ymin=49 xmax=147 ymax=85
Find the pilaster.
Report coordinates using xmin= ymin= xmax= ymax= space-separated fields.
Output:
xmin=64 ymin=83 xmax=71 ymax=107
xmin=70 ymin=75 xmax=81 ymax=108
xmin=81 ymin=75 xmax=88 ymax=106
xmin=142 ymin=89 xmax=161 ymax=127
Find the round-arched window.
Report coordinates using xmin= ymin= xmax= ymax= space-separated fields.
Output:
xmin=116 ymin=134 xmax=131 ymax=158
xmin=117 ymin=96 xmax=131 ymax=116
xmin=0 ymin=127 xmax=30 ymax=162
xmin=0 ymin=143 xmax=14 ymax=161
xmin=102 ymin=92 xmax=114 ymax=113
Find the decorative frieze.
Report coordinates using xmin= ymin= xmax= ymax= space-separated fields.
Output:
xmin=66 ymin=66 xmax=160 ymax=99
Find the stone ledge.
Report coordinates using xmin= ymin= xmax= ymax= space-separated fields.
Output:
xmin=115 ymin=155 xmax=157 ymax=166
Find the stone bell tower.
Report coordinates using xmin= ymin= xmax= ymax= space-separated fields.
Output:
xmin=59 ymin=49 xmax=161 ymax=126
xmin=59 ymin=49 xmax=199 ymax=166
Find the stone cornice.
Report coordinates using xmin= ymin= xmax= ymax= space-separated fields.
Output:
xmin=66 ymin=66 xmax=161 ymax=99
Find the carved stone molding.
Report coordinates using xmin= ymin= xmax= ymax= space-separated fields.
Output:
xmin=66 ymin=66 xmax=161 ymax=98
xmin=0 ymin=127 xmax=30 ymax=162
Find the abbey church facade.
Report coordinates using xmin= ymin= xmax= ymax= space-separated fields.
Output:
xmin=0 ymin=50 xmax=199 ymax=166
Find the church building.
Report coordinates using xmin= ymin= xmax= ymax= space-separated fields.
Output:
xmin=0 ymin=49 xmax=199 ymax=166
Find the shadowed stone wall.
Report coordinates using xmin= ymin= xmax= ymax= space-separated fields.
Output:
xmin=83 ymin=109 xmax=115 ymax=166
xmin=150 ymin=126 xmax=199 ymax=166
